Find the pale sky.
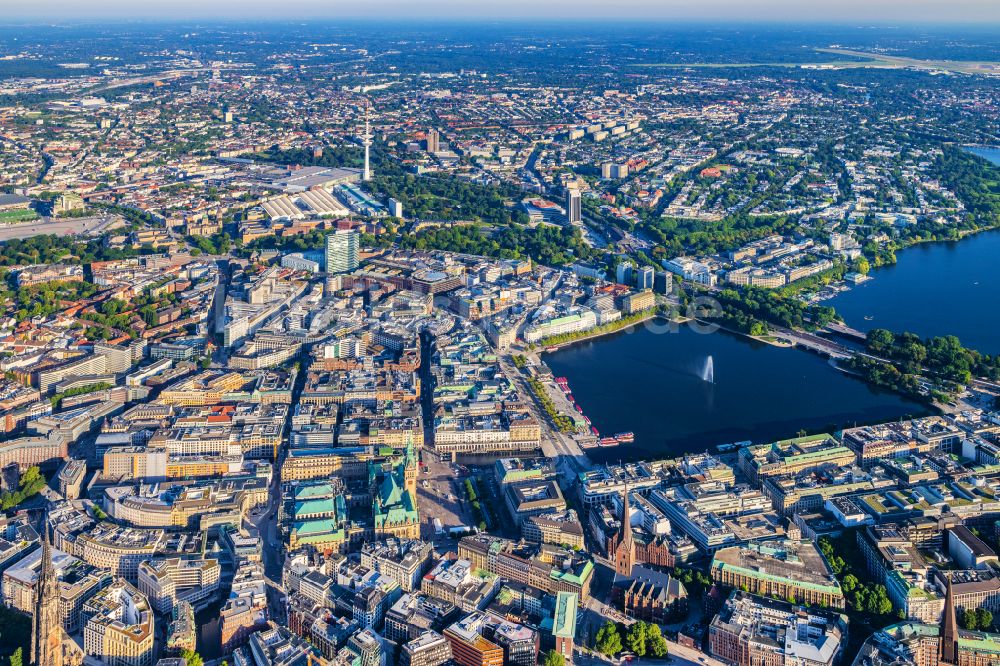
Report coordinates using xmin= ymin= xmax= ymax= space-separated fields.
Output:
xmin=5 ymin=0 xmax=1000 ymax=23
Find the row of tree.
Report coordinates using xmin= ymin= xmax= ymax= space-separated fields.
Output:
xmin=400 ymin=223 xmax=596 ymax=268
xmin=699 ymin=285 xmax=839 ymax=334
xmin=595 ymin=620 xmax=669 ymax=659
xmin=187 ymin=232 xmax=234 ymax=256
xmin=640 ymin=210 xmax=799 ymax=258
xmin=0 ymin=234 xmax=139 ymax=267
xmin=961 ymin=607 xmax=995 ymax=631
xmin=4 ymin=278 xmax=99 ymax=324
xmin=866 ymin=328 xmax=1000 ymax=385
xmin=841 ymin=355 xmax=926 ymax=403
xmin=0 ymin=467 xmax=46 ymax=511
xmin=51 ymin=383 xmax=113 ymax=408
xmin=818 ymin=536 xmax=895 ymax=617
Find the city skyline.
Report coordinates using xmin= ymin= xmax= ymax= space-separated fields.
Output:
xmin=5 ymin=0 xmax=1000 ymax=23
xmin=1 ymin=15 xmax=1000 ymax=666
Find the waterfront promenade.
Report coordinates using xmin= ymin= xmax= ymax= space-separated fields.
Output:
xmin=498 ymin=353 xmax=594 ymax=479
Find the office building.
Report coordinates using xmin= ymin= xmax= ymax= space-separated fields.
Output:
xmin=552 ymin=592 xmax=577 ymax=662
xmin=389 ymin=198 xmax=404 ymax=218
xmin=237 ymin=624 xmax=320 ymax=666
xmin=654 ymin=271 xmax=673 ymax=295
xmin=738 ymin=435 xmax=855 ymax=485
xmin=137 ymin=558 xmax=221 ymax=614
xmin=426 ymin=130 xmax=440 ymax=153
xmin=709 ymin=591 xmax=847 ymax=666
xmin=444 ymin=613 xmax=504 ymax=666
xmin=401 ymin=631 xmax=452 ymax=666
xmin=615 ymin=262 xmax=633 ymax=286
xmin=360 ymin=539 xmax=434 ymax=592
xmin=421 ymin=558 xmax=499 ymax=612
xmin=566 ymin=189 xmax=581 ymax=225
xmin=459 ymin=535 xmax=593 ymax=600
xmin=346 ymin=628 xmax=383 ymax=666
xmin=636 ymin=266 xmax=654 ymax=290
xmin=710 ymin=540 xmax=845 ymax=609
xmin=82 ymin=580 xmax=155 ymax=666
xmin=487 ymin=618 xmax=538 ymax=666
xmin=326 ymin=230 xmax=359 ymax=274
xmin=948 ymin=525 xmax=998 ymax=570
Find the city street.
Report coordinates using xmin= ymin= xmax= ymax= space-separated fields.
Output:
xmin=497 ymin=354 xmax=594 ymax=481
xmin=573 ymin=644 xmax=724 ymax=666
xmin=247 ymin=464 xmax=287 ymax=623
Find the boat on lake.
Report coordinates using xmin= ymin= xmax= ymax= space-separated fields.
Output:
xmin=717 ymin=440 xmax=752 ymax=452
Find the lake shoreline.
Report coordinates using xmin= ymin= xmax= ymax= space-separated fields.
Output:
xmin=827 ymin=225 xmax=1000 ymax=354
xmin=544 ymin=321 xmax=929 ymax=463
xmin=536 ymin=310 xmax=676 ymax=351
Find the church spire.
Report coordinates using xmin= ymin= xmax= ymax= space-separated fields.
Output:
xmin=612 ymin=484 xmax=635 ymax=578
xmin=32 ymin=512 xmax=62 ymax=666
xmin=941 ymin=575 xmax=959 ymax=665
xmin=622 ymin=484 xmax=633 ymax=545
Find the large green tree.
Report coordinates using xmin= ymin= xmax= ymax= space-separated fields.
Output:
xmin=595 ymin=621 xmax=623 ymax=656
xmin=647 ymin=624 xmax=669 ymax=659
xmin=626 ymin=621 xmax=648 ymax=656
xmin=542 ymin=650 xmax=566 ymax=666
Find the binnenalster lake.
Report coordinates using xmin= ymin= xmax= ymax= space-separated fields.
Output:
xmin=544 ymin=323 xmax=929 ymax=462
xmin=545 ymin=146 xmax=998 ymax=462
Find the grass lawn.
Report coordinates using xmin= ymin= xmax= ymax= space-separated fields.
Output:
xmin=0 ymin=209 xmax=39 ymax=223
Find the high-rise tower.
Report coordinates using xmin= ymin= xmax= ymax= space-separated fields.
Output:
xmin=325 ymin=229 xmax=359 ymax=274
xmin=566 ymin=188 xmax=581 ymax=224
xmin=362 ymin=100 xmax=372 ymax=182
xmin=425 ymin=129 xmax=439 ymax=153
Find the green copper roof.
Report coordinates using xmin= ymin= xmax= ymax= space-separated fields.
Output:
xmin=553 ymin=592 xmax=578 ymax=638
xmin=294 ymin=483 xmax=335 ymax=500
xmin=294 ymin=518 xmax=340 ymax=536
xmin=294 ymin=498 xmax=339 ymax=519
xmin=551 ymin=561 xmax=593 ymax=586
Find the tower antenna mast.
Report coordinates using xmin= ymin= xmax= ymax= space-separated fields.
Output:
xmin=361 ymin=67 xmax=372 ymax=182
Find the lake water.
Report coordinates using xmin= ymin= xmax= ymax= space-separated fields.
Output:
xmin=544 ymin=323 xmax=928 ymax=462
xmin=828 ymin=229 xmax=1000 ymax=354
xmin=966 ymin=145 xmax=1000 ymax=166
xmin=544 ymin=146 xmax=996 ymax=462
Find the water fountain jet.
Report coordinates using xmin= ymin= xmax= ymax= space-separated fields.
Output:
xmin=702 ymin=355 xmax=714 ymax=384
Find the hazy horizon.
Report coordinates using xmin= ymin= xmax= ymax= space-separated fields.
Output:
xmin=5 ymin=0 xmax=1000 ymax=24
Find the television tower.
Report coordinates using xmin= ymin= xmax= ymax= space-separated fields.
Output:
xmin=362 ymin=98 xmax=372 ymax=182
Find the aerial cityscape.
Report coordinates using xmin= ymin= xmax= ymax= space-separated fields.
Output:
xmin=1 ymin=8 xmax=1000 ymax=666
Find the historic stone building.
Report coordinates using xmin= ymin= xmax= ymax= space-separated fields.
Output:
xmin=606 ymin=486 xmax=635 ymax=577
xmin=373 ymin=438 xmax=420 ymax=539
